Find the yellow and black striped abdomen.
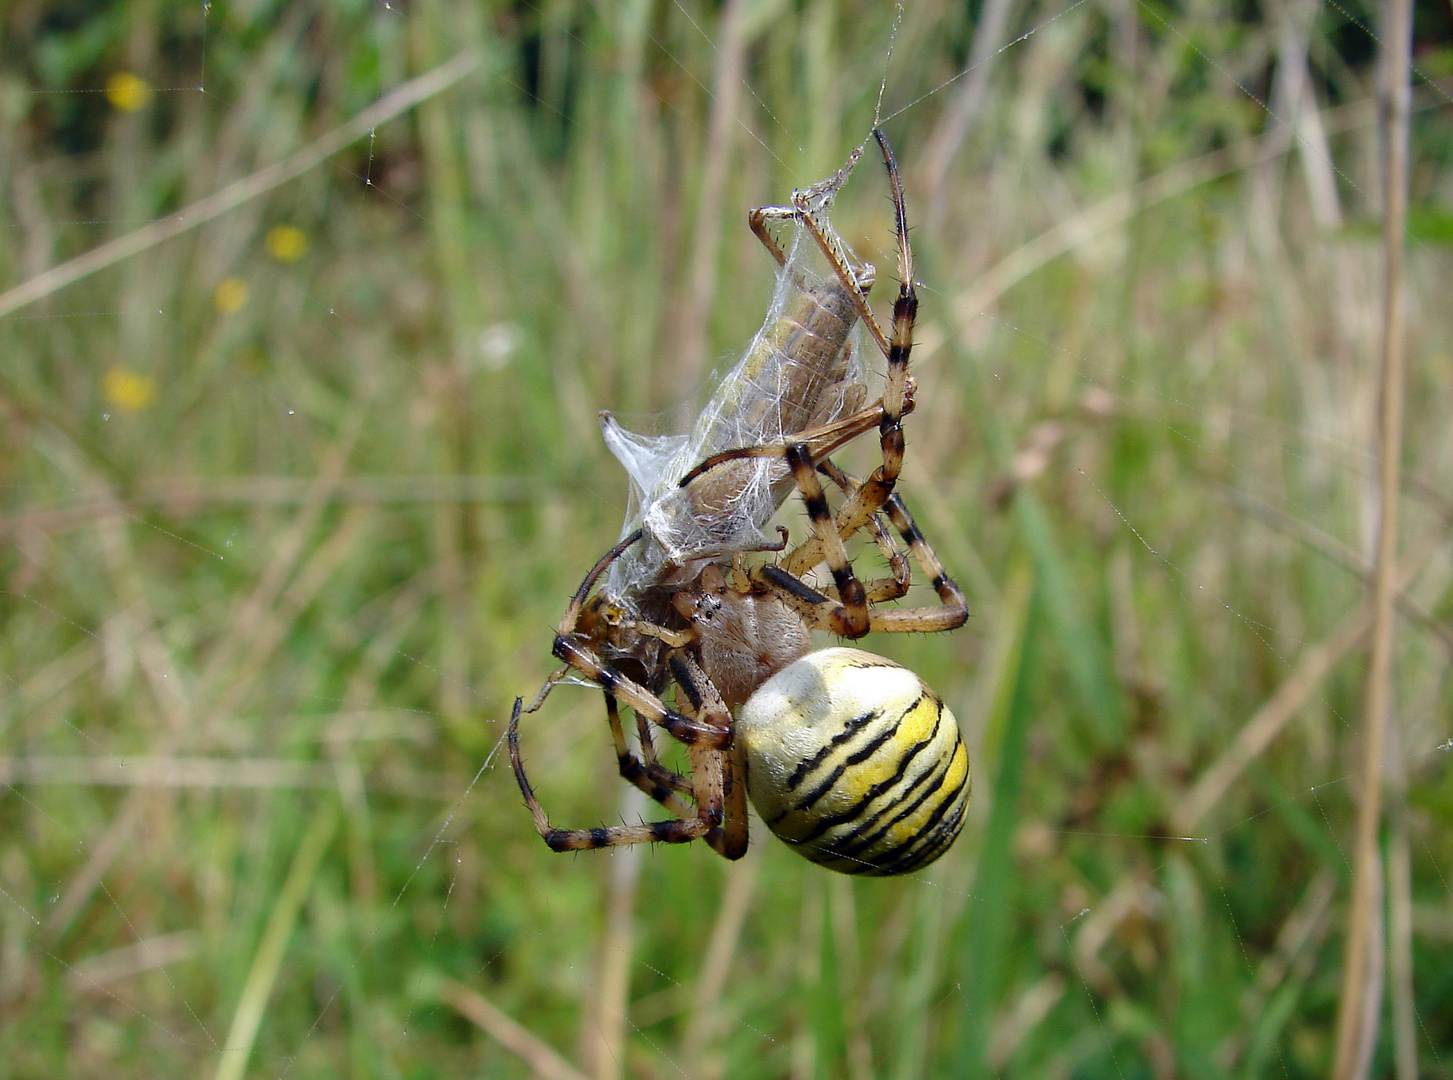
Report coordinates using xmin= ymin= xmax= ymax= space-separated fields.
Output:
xmin=737 ymin=648 xmax=969 ymax=875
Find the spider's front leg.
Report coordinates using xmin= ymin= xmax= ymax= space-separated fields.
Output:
xmin=509 ymin=526 xmax=740 ymax=855
xmin=508 ymin=640 xmax=746 ymax=858
xmin=509 ymin=695 xmax=719 ymax=852
xmin=604 ymin=693 xmax=695 ymax=811
xmin=814 ymin=454 xmax=968 ymax=632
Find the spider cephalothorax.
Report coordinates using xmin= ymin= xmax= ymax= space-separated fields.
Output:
xmin=510 ymin=131 xmax=971 ymax=875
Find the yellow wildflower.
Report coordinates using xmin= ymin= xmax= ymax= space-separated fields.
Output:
xmin=213 ymin=277 xmax=249 ymax=313
xmin=265 ymin=225 xmax=309 ymax=262
xmin=103 ymin=366 xmax=156 ymax=413
xmin=106 ymin=72 xmax=151 ymax=112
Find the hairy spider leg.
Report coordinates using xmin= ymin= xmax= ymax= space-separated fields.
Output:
xmin=755 ymin=442 xmax=968 ymax=637
xmin=787 ymin=130 xmax=918 ymax=559
xmin=815 ymin=458 xmax=911 ymax=603
xmin=512 ymin=525 xmax=761 ymax=857
xmin=510 ymin=697 xmax=712 ymax=850
xmin=509 ymin=649 xmax=748 ymax=857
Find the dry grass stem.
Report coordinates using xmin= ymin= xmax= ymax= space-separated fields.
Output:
xmin=580 ymin=786 xmax=647 ymax=1080
xmin=437 ymin=977 xmax=591 ymax=1080
xmin=1331 ymin=0 xmax=1414 ymax=1074
xmin=0 ymin=52 xmax=481 ymax=319
xmin=1388 ymin=796 xmax=1417 ymax=1080
xmin=1175 ymin=607 xmax=1370 ymax=834
xmin=1175 ymin=530 xmax=1437 ymax=835
xmin=67 ymin=931 xmax=197 ymax=990
xmin=1220 ymin=487 xmax=1453 ymax=659
xmin=673 ymin=0 xmax=747 ymax=393
xmin=0 ymin=755 xmax=446 ymax=797
xmin=683 ymin=853 xmax=759 ymax=1067
xmin=1 ymin=476 xmax=535 ymax=541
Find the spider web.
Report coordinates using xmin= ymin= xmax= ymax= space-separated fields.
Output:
xmin=2 ymin=1 xmax=1452 ymax=1078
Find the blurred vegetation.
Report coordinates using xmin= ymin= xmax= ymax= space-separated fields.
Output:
xmin=2 ymin=1 xmax=1452 ymax=1078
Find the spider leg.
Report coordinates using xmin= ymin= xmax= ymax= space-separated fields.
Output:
xmin=820 ymin=131 xmax=917 ymax=516
xmin=630 ymin=704 xmax=667 ymax=776
xmin=604 ymin=693 xmax=695 ymax=812
xmin=762 ymin=482 xmax=968 ymax=636
xmin=554 ymin=528 xmax=644 ymax=636
xmin=509 ymin=697 xmax=715 ymax=851
xmin=512 ymin=514 xmax=749 ymax=855
xmin=669 ymin=653 xmax=748 ymax=860
xmin=865 ymin=492 xmax=968 ymax=633
xmin=690 ymin=131 xmax=916 ymax=566
xmin=736 ymin=135 xmax=961 ymax=639
xmin=675 ymin=384 xmax=915 ymax=492
xmin=552 ymin=635 xmax=730 ymax=748
xmin=816 ymin=458 xmax=911 ymax=602
xmin=511 ymin=627 xmax=751 ymax=857
xmin=557 ymin=618 xmax=702 ymax=800
xmin=875 ymin=126 xmax=916 ymax=445
xmin=756 ymin=442 xmax=870 ymax=638
xmin=748 ymin=141 xmax=867 ymax=274
xmin=509 ymin=657 xmax=750 ymax=856
xmin=514 ymin=528 xmax=652 ymax=726
xmin=787 ymin=135 xmax=901 ymax=365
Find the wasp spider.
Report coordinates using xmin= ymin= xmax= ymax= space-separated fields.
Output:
xmin=510 ymin=131 xmax=970 ymax=875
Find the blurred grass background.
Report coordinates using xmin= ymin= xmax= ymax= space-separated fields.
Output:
xmin=2 ymin=1 xmax=1452 ymax=1077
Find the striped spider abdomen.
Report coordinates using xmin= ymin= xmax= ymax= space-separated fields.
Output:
xmin=738 ymin=648 xmax=970 ymax=875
